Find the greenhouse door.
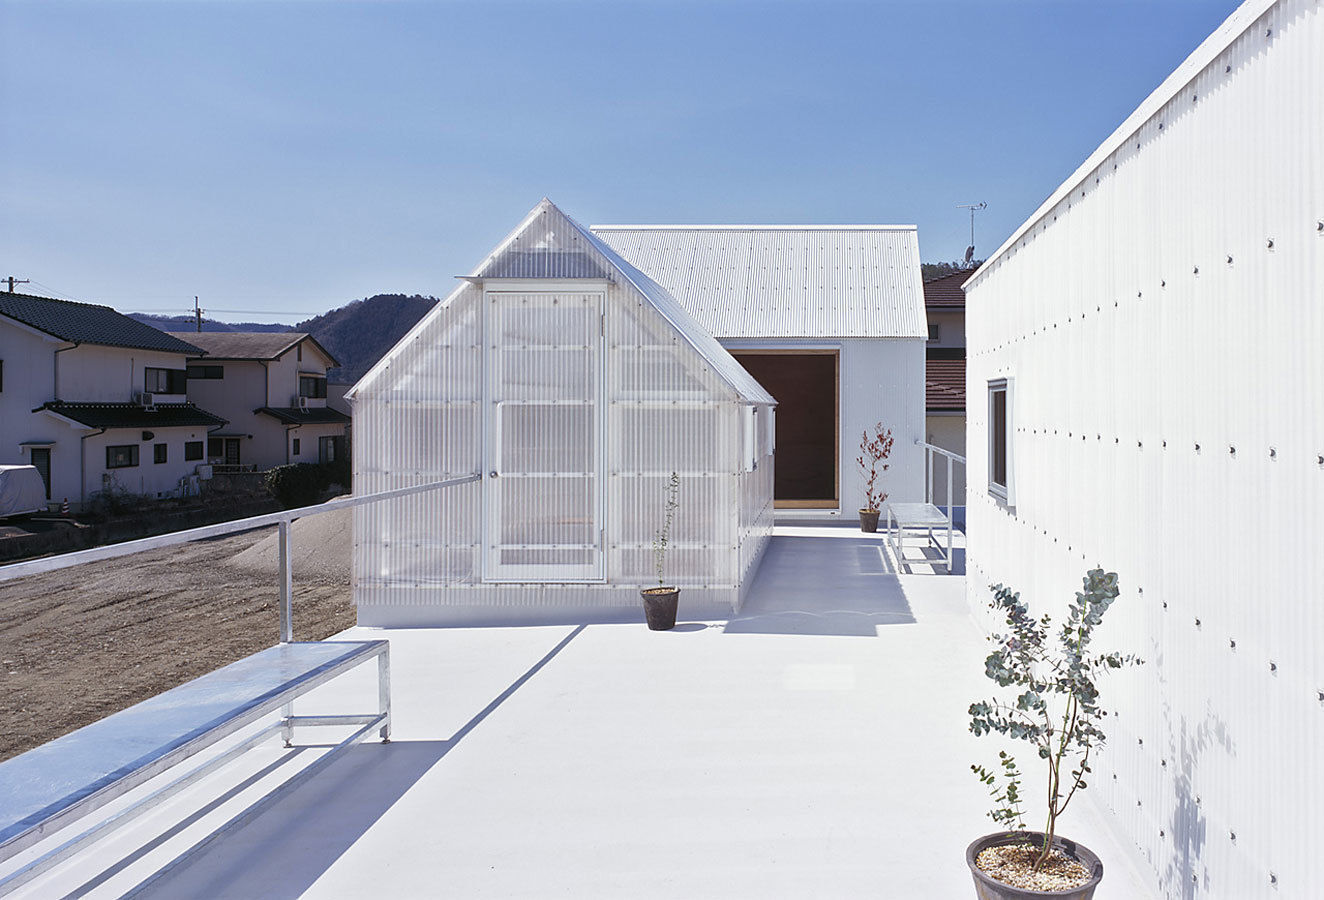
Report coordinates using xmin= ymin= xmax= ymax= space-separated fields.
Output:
xmin=484 ymin=290 xmax=605 ymax=582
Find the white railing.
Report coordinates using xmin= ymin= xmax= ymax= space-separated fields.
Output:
xmin=0 ymin=474 xmax=481 ymax=642
xmin=918 ymin=440 xmax=966 ymax=563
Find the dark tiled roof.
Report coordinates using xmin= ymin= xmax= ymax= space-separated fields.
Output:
xmin=35 ymin=401 xmax=227 ymax=429
xmin=167 ymin=331 xmax=338 ymax=366
xmin=255 ymin=407 xmax=351 ymax=426
xmin=922 ymin=270 xmax=975 ymax=310
xmin=926 ymin=357 xmax=965 ymax=411
xmin=0 ymin=293 xmax=204 ymax=354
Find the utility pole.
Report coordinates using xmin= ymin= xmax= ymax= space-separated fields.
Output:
xmin=5 ymin=276 xmax=30 ymax=293
xmin=956 ymin=202 xmax=987 ymax=266
xmin=194 ymin=296 xmax=204 ymax=332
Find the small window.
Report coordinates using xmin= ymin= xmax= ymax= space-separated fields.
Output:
xmin=928 ymin=322 xmax=940 ymax=342
xmin=297 ymin=344 xmax=303 ymax=362
xmin=154 ymin=443 xmax=168 ymax=464
xmin=187 ymin=365 xmax=224 ymax=380
xmin=298 ymin=375 xmax=327 ymax=399
xmin=184 ymin=440 xmax=204 ymax=461
xmin=292 ymin=438 xmax=301 ymax=456
xmin=207 ymin=437 xmax=223 ymax=458
xmin=145 ymin=367 xmax=187 ymax=394
xmin=988 ymin=379 xmax=1010 ymax=500
xmin=106 ymin=445 xmax=139 ymax=469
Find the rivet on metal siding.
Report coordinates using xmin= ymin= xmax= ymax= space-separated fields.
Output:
xmin=1193 ymin=266 xmax=1199 ymax=275
xmin=1317 ymin=690 xmax=1323 ymax=702
xmin=1270 ymin=661 xmax=1278 ymax=672
xmin=1137 ymin=291 xmax=1143 ymax=298
xmin=1159 ymin=123 xmax=1164 ymax=130
xmin=1230 ymin=639 xmax=1237 ymax=650
xmin=1230 ymin=446 xmax=1236 ymax=456
xmin=1230 ymin=831 xmax=1236 ymax=842
xmin=1270 ymin=872 xmax=1278 ymax=886
xmin=1267 ymin=238 xmax=1274 ymax=249
xmin=1195 ymin=618 xmax=1202 ymax=627
xmin=1270 ymin=447 xmax=1277 ymax=460
xmin=1161 ymin=758 xmax=1167 ymax=767
xmin=1160 ymin=829 xmax=1166 ymax=837
xmin=1195 ymin=443 xmax=1201 ymax=452
xmin=1161 ymin=280 xmax=1166 ymax=287
xmin=1226 ymin=65 xmax=1232 ymax=73
xmin=1227 ymin=255 xmax=1233 ymax=264
xmin=1162 ymin=440 xmax=1167 ymax=448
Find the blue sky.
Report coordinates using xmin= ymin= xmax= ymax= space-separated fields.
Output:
xmin=1 ymin=0 xmax=1241 ymax=323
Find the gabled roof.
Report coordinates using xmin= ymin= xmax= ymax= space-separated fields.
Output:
xmin=166 ymin=331 xmax=339 ymax=366
xmin=0 ymin=293 xmax=203 ymax=355
xmin=255 ymin=406 xmax=351 ymax=426
xmin=590 ymin=224 xmax=928 ymax=340
xmin=35 ymin=401 xmax=227 ymax=430
xmin=353 ymin=199 xmax=774 ymax=406
xmin=922 ymin=270 xmax=974 ymax=310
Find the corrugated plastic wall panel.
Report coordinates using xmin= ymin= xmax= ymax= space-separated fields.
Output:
xmin=966 ymin=1 xmax=1322 ymax=896
xmin=352 ymin=204 xmax=774 ymax=622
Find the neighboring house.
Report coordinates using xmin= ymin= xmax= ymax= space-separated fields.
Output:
xmin=966 ymin=0 xmax=1320 ymax=894
xmin=922 ymin=269 xmax=972 ymax=506
xmin=591 ymin=223 xmax=927 ymax=517
xmin=167 ymin=332 xmax=350 ymax=470
xmin=350 ymin=199 xmax=776 ymax=626
xmin=0 ymin=292 xmax=226 ymax=509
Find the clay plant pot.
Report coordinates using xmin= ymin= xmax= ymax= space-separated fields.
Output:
xmin=966 ymin=832 xmax=1103 ymax=900
xmin=641 ymin=587 xmax=680 ymax=631
xmin=859 ymin=509 xmax=881 ymax=533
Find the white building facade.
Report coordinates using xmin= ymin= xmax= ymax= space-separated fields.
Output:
xmin=965 ymin=1 xmax=1322 ymax=896
xmin=167 ymin=332 xmax=349 ymax=470
xmin=592 ymin=224 xmax=928 ymax=519
xmin=0 ymin=293 xmax=225 ymax=509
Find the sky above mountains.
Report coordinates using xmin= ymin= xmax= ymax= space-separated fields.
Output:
xmin=2 ymin=0 xmax=1241 ymax=324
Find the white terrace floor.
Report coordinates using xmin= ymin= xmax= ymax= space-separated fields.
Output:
xmin=11 ymin=524 xmax=1158 ymax=899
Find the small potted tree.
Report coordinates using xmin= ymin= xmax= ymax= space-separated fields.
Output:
xmin=641 ymin=472 xmax=681 ymax=631
xmin=855 ymin=422 xmax=893 ymax=532
xmin=967 ymin=568 xmax=1142 ymax=899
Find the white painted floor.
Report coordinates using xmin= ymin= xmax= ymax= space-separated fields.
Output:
xmin=6 ymin=524 xmax=1159 ymax=898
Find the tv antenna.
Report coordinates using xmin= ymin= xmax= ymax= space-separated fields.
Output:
xmin=957 ymin=202 xmax=987 ymax=266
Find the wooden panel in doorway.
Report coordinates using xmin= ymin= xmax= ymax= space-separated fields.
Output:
xmin=731 ymin=351 xmax=838 ymax=507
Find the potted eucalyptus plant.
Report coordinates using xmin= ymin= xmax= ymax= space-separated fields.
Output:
xmin=641 ymin=472 xmax=681 ymax=631
xmin=967 ymin=568 xmax=1142 ymax=899
xmin=855 ymin=422 xmax=893 ymax=532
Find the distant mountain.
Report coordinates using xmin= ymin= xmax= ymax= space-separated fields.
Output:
xmin=296 ymin=294 xmax=438 ymax=384
xmin=129 ymin=313 xmax=294 ymax=333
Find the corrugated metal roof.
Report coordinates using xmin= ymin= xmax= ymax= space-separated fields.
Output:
xmin=590 ymin=225 xmax=928 ymax=340
xmin=0 ymin=292 xmax=204 ymax=355
xmin=469 ymin=199 xmax=775 ymax=406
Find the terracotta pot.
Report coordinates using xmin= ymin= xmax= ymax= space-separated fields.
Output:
xmin=859 ymin=509 xmax=880 ymax=533
xmin=641 ymin=588 xmax=679 ymax=630
xmin=966 ymin=832 xmax=1103 ymax=900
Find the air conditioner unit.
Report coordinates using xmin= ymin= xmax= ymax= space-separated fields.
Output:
xmin=297 ymin=396 xmax=310 ymax=411
xmin=135 ymin=391 xmax=156 ymax=410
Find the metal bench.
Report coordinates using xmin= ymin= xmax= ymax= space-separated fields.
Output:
xmin=885 ymin=502 xmax=956 ymax=573
xmin=0 ymin=640 xmax=390 ymax=896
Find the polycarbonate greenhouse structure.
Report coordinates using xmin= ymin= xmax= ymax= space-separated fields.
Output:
xmin=348 ymin=199 xmax=776 ymax=626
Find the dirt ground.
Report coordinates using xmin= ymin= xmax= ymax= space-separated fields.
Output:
xmin=0 ymin=527 xmax=354 ymax=762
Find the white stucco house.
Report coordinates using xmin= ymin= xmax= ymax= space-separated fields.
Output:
xmin=965 ymin=0 xmax=1322 ymax=895
xmin=591 ymin=222 xmax=927 ymax=517
xmin=0 ymin=292 xmax=226 ymax=510
xmin=167 ymin=332 xmax=349 ymax=470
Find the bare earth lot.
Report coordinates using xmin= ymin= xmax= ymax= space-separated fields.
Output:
xmin=0 ymin=527 xmax=354 ymax=762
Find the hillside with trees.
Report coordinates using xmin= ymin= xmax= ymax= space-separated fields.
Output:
xmin=296 ymin=294 xmax=438 ymax=384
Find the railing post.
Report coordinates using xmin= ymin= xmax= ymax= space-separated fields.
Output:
xmin=946 ymin=454 xmax=954 ymax=569
xmin=278 ymin=520 xmax=293 ymax=644
xmin=926 ymin=445 xmax=934 ymax=505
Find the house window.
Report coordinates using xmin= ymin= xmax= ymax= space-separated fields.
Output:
xmin=298 ymin=375 xmax=327 ymax=399
xmin=292 ymin=438 xmax=301 ymax=456
xmin=207 ymin=437 xmax=223 ymax=458
xmin=144 ymin=367 xmax=187 ymax=394
xmin=928 ymin=322 xmax=940 ymax=342
xmin=187 ymin=365 xmax=224 ymax=380
xmin=297 ymin=344 xmax=303 ymax=362
xmin=154 ymin=443 xmax=168 ymax=464
xmin=106 ymin=445 xmax=139 ymax=469
xmin=988 ymin=379 xmax=1010 ymax=500
xmin=184 ymin=441 xmax=204 ymax=461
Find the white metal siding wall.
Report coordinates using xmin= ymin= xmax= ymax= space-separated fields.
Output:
xmin=966 ymin=2 xmax=1322 ymax=896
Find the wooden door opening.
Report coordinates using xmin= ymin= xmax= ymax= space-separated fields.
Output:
xmin=731 ymin=350 xmax=838 ymax=508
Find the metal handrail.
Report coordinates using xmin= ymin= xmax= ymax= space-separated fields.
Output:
xmin=915 ymin=440 xmax=966 ymax=569
xmin=0 ymin=473 xmax=481 ymax=641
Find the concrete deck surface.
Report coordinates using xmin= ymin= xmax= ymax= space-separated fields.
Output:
xmin=4 ymin=524 xmax=1158 ymax=898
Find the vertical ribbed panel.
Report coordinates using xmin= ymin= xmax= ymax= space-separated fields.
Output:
xmin=351 ymin=201 xmax=775 ymax=622
xmin=965 ymin=2 xmax=1322 ymax=896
